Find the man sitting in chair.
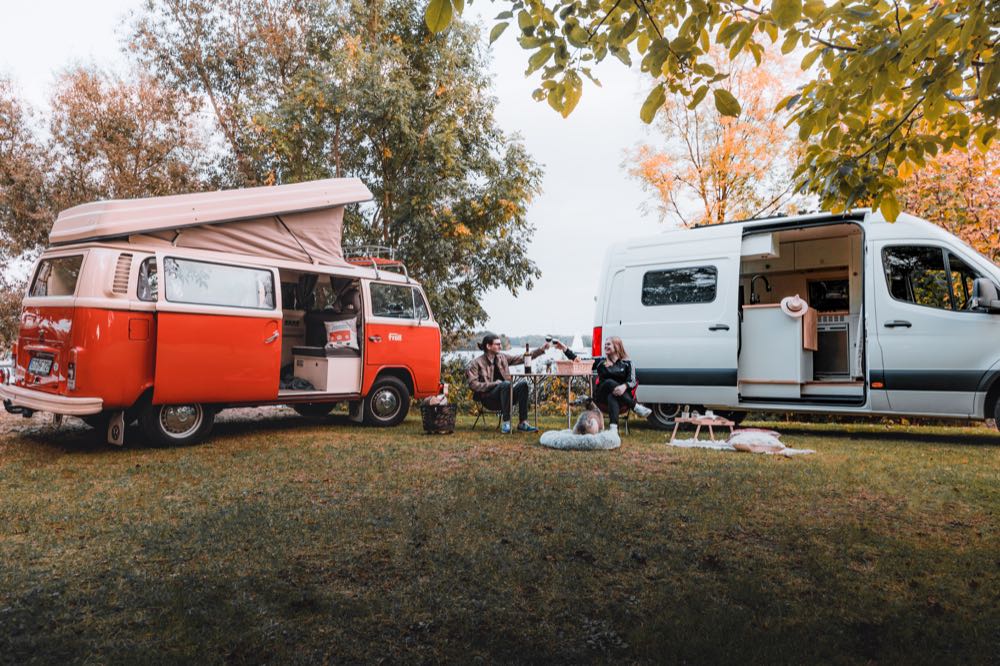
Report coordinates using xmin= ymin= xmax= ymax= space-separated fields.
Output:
xmin=466 ymin=333 xmax=549 ymax=433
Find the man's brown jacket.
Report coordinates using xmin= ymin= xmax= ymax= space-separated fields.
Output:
xmin=465 ymin=348 xmax=546 ymax=399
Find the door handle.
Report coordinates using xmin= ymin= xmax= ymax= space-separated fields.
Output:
xmin=884 ymin=320 xmax=912 ymax=328
xmin=264 ymin=331 xmax=279 ymax=344
xmin=368 ymin=335 xmax=382 ymax=343
xmin=708 ymin=324 xmax=730 ymax=331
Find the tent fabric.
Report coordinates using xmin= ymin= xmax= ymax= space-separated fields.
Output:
xmin=49 ymin=178 xmax=372 ymax=265
xmin=129 ymin=207 xmax=350 ymax=266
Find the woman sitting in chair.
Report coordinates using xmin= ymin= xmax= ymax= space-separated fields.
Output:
xmin=555 ymin=336 xmax=651 ymax=430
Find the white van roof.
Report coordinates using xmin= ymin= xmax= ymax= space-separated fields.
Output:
xmin=48 ymin=178 xmax=373 ymax=267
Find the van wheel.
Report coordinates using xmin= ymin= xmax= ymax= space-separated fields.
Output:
xmin=647 ymin=403 xmax=684 ymax=430
xmin=292 ymin=403 xmax=336 ymax=418
xmin=363 ymin=376 xmax=410 ymax=427
xmin=140 ymin=403 xmax=214 ymax=446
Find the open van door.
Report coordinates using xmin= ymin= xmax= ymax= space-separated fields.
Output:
xmin=152 ymin=254 xmax=281 ymax=405
xmin=607 ymin=224 xmax=743 ymax=410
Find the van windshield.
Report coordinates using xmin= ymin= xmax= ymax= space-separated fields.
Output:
xmin=29 ymin=255 xmax=84 ymax=297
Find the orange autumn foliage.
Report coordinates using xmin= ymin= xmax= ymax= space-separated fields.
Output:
xmin=897 ymin=146 xmax=1000 ymax=264
xmin=627 ymin=49 xmax=804 ymax=227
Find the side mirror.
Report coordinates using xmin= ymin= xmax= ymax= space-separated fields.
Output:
xmin=971 ymin=278 xmax=1000 ymax=313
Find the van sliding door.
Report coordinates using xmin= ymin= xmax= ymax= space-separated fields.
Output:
xmin=611 ymin=225 xmax=742 ymax=408
xmin=152 ymin=254 xmax=281 ymax=404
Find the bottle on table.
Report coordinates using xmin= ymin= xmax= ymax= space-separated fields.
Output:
xmin=524 ymin=343 xmax=532 ymax=374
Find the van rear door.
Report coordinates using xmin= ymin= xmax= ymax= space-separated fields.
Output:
xmin=152 ymin=254 xmax=281 ymax=405
xmin=606 ymin=224 xmax=742 ymax=408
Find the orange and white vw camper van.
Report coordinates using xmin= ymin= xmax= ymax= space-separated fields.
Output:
xmin=0 ymin=178 xmax=441 ymax=445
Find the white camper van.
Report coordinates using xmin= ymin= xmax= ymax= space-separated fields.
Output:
xmin=592 ymin=210 xmax=1000 ymax=428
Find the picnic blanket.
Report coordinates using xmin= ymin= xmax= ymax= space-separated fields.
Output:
xmin=670 ymin=428 xmax=815 ymax=457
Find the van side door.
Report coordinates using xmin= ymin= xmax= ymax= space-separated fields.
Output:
xmin=363 ymin=282 xmax=441 ymax=397
xmin=873 ymin=243 xmax=1000 ymax=416
xmin=608 ymin=225 xmax=742 ymax=408
xmin=152 ymin=254 xmax=282 ymax=404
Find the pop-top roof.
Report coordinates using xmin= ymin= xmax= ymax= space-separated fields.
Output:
xmin=48 ymin=178 xmax=373 ymax=267
xmin=49 ymin=177 xmax=372 ymax=245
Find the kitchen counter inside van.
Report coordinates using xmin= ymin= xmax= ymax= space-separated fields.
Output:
xmin=739 ymin=305 xmax=815 ymax=399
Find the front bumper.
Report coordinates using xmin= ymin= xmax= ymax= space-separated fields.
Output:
xmin=0 ymin=383 xmax=103 ymax=416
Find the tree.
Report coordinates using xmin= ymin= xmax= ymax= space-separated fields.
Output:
xmin=897 ymin=143 xmax=999 ymax=263
xmin=133 ymin=0 xmax=544 ymax=335
xmin=426 ymin=0 xmax=1000 ymax=220
xmin=48 ymin=68 xmax=207 ymax=207
xmin=626 ymin=48 xmax=803 ymax=226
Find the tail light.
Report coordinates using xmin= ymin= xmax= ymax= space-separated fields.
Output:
xmin=592 ymin=326 xmax=602 ymax=357
xmin=67 ymin=348 xmax=79 ymax=391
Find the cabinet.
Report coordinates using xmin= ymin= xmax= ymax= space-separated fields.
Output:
xmin=795 ymin=239 xmax=849 ymax=270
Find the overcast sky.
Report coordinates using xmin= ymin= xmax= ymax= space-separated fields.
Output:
xmin=0 ymin=1 xmax=676 ymax=337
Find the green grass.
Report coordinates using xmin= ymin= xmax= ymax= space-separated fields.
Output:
xmin=0 ymin=410 xmax=997 ymax=664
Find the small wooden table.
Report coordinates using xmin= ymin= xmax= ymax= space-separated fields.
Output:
xmin=669 ymin=416 xmax=736 ymax=443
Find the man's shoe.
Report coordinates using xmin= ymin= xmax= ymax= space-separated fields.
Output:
xmin=501 ymin=421 xmax=512 ymax=434
xmin=633 ymin=403 xmax=652 ymax=417
xmin=517 ymin=422 xmax=538 ymax=433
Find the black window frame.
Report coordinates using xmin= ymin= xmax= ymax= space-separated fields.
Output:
xmin=162 ymin=256 xmax=276 ymax=311
xmin=881 ymin=244 xmax=983 ymax=313
xmin=370 ymin=282 xmax=431 ymax=320
xmin=641 ymin=265 xmax=719 ymax=307
xmin=137 ymin=256 xmax=158 ymax=302
xmin=29 ymin=254 xmax=85 ymax=298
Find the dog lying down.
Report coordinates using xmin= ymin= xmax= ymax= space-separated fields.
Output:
xmin=540 ymin=397 xmax=620 ymax=450
xmin=573 ymin=398 xmax=604 ymax=435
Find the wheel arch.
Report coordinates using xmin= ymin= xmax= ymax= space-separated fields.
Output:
xmin=371 ymin=367 xmax=414 ymax=397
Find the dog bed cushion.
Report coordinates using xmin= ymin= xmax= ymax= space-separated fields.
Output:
xmin=539 ymin=428 xmax=621 ymax=451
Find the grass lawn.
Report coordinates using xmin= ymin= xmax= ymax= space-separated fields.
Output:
xmin=0 ymin=408 xmax=997 ymax=664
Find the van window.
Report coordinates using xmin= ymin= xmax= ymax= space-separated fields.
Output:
xmin=414 ymin=291 xmax=430 ymax=319
xmin=642 ymin=266 xmax=717 ymax=306
xmin=29 ymin=255 xmax=84 ymax=297
xmin=882 ymin=246 xmax=982 ymax=311
xmin=137 ymin=257 xmax=158 ymax=302
xmin=164 ymin=257 xmax=275 ymax=310
xmin=371 ymin=283 xmax=422 ymax=319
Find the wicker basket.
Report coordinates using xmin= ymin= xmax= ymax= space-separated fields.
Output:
xmin=420 ymin=403 xmax=456 ymax=434
xmin=554 ymin=359 xmax=594 ymax=375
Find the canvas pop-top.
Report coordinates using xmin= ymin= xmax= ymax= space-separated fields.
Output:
xmin=0 ymin=178 xmax=442 ymax=445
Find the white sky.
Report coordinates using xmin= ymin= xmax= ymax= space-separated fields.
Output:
xmin=0 ymin=1 xmax=674 ymax=336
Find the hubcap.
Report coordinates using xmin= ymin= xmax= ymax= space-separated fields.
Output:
xmin=652 ymin=403 xmax=681 ymax=424
xmin=372 ymin=388 xmax=400 ymax=419
xmin=159 ymin=404 xmax=203 ymax=438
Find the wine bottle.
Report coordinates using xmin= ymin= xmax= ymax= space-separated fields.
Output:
xmin=524 ymin=343 xmax=531 ymax=374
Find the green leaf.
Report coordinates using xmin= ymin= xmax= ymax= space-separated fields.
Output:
xmin=803 ymin=0 xmax=825 ymax=19
xmin=526 ymin=46 xmax=554 ymax=74
xmin=561 ymin=72 xmax=583 ymax=118
xmin=495 ymin=11 xmax=513 ymax=20
xmin=424 ymin=0 xmax=453 ymax=33
xmin=800 ymin=47 xmax=821 ymax=70
xmin=879 ymin=193 xmax=900 ymax=222
xmin=717 ymin=21 xmax=745 ymax=44
xmin=772 ymin=0 xmax=802 ymax=29
xmin=640 ymin=85 xmax=666 ymax=123
xmin=688 ymin=84 xmax=709 ymax=109
xmin=621 ymin=12 xmax=639 ymax=40
xmin=517 ymin=10 xmax=533 ymax=31
xmin=452 ymin=0 xmax=464 ymax=14
xmin=490 ymin=22 xmax=509 ymax=44
xmin=713 ymin=88 xmax=741 ymax=117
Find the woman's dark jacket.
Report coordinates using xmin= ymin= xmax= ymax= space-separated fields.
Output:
xmin=563 ymin=349 xmax=638 ymax=390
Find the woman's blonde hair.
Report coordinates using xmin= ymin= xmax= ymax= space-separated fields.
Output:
xmin=605 ymin=336 xmax=629 ymax=360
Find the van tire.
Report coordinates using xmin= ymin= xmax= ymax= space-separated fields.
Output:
xmin=715 ymin=410 xmax=748 ymax=427
xmin=139 ymin=403 xmax=214 ymax=446
xmin=647 ymin=403 xmax=684 ymax=430
xmin=292 ymin=403 xmax=336 ymax=418
xmin=363 ymin=376 xmax=410 ymax=427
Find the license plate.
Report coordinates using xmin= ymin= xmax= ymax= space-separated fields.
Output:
xmin=28 ymin=356 xmax=53 ymax=376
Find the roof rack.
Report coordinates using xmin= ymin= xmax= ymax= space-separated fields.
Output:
xmin=344 ymin=245 xmax=409 ymax=280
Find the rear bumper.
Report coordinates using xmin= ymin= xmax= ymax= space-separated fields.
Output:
xmin=0 ymin=383 xmax=103 ymax=416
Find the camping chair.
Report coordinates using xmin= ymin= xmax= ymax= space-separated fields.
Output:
xmin=472 ymin=397 xmax=503 ymax=431
xmin=596 ymin=384 xmax=638 ymax=435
